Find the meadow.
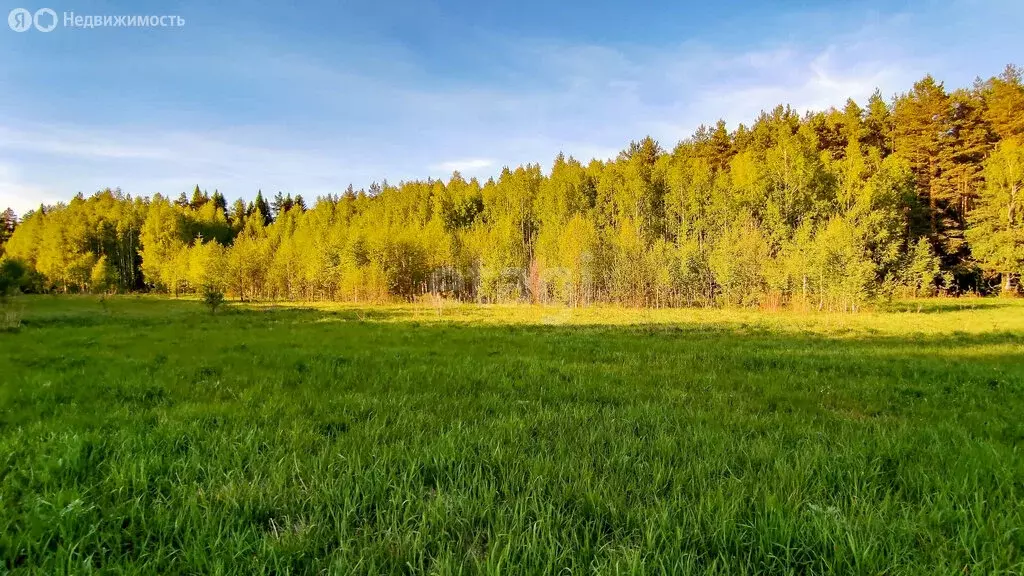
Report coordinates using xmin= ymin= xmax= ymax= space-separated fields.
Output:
xmin=1 ymin=296 xmax=1023 ymax=574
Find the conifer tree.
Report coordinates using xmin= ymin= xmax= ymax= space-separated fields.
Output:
xmin=966 ymin=140 xmax=1024 ymax=293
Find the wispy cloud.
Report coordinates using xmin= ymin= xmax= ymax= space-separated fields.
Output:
xmin=429 ymin=158 xmax=495 ymax=173
xmin=0 ymin=163 xmax=63 ymax=215
xmin=0 ymin=6 xmax=992 ymax=214
xmin=0 ymin=125 xmax=397 ymax=213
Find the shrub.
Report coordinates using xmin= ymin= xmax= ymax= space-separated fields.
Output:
xmin=203 ymin=285 xmax=225 ymax=315
xmin=0 ymin=258 xmax=29 ymax=299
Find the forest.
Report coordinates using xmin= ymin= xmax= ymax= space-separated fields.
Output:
xmin=1 ymin=66 xmax=1022 ymax=310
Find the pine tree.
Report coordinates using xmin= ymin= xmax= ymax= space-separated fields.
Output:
xmin=966 ymin=140 xmax=1024 ymax=293
xmin=892 ymin=76 xmax=950 ymax=240
xmin=979 ymin=64 xmax=1024 ymax=142
xmin=190 ymin=185 xmax=208 ymax=209
xmin=0 ymin=208 xmax=16 ymax=248
xmin=863 ymin=90 xmax=892 ymax=155
xmin=906 ymin=237 xmax=943 ymax=297
xmin=272 ymin=191 xmax=286 ymax=219
xmin=251 ymin=191 xmax=272 ymax=225
xmin=229 ymin=198 xmax=247 ymax=237
xmin=211 ymin=190 xmax=228 ymax=213
xmin=932 ymin=87 xmax=993 ymax=280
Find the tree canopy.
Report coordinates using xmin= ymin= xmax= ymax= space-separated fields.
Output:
xmin=4 ymin=65 xmax=1023 ymax=308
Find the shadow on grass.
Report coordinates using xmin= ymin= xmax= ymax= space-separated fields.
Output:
xmin=8 ymin=295 xmax=1024 ymax=352
xmin=876 ymin=298 xmax=1016 ymax=314
xmin=7 ymin=297 xmax=1023 ymax=393
xmin=9 ymin=293 xmax=1023 ymax=328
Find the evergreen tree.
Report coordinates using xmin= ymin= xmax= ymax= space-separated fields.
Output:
xmin=863 ymin=90 xmax=892 ymax=155
xmin=211 ymin=190 xmax=228 ymax=213
xmin=272 ymin=191 xmax=287 ymax=219
xmin=979 ymin=64 xmax=1024 ymax=142
xmin=892 ymin=76 xmax=949 ymax=240
xmin=966 ymin=140 xmax=1024 ymax=293
xmin=250 ymin=191 xmax=272 ymax=225
xmin=229 ymin=198 xmax=247 ymax=235
xmin=905 ymin=237 xmax=943 ymax=297
xmin=190 ymin=185 xmax=208 ymax=209
xmin=0 ymin=208 xmax=16 ymax=250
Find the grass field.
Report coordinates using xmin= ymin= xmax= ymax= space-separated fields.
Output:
xmin=1 ymin=296 xmax=1023 ymax=574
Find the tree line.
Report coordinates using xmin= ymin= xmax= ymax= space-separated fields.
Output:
xmin=2 ymin=66 xmax=1022 ymax=309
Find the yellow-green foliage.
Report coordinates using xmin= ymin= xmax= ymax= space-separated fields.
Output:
xmin=5 ymin=67 xmax=1024 ymax=303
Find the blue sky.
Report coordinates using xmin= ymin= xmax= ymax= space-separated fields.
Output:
xmin=1 ymin=0 xmax=1021 ymax=214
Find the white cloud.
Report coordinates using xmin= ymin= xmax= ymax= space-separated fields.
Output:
xmin=0 ymin=11 xmax=945 ymax=209
xmin=0 ymin=124 xmax=405 ymax=204
xmin=429 ymin=158 xmax=495 ymax=173
xmin=0 ymin=163 xmax=63 ymax=216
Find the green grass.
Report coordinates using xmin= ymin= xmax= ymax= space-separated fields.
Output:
xmin=1 ymin=296 xmax=1023 ymax=574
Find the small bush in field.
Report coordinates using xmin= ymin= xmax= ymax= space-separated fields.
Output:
xmin=0 ymin=301 xmax=21 ymax=331
xmin=203 ymin=286 xmax=225 ymax=315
